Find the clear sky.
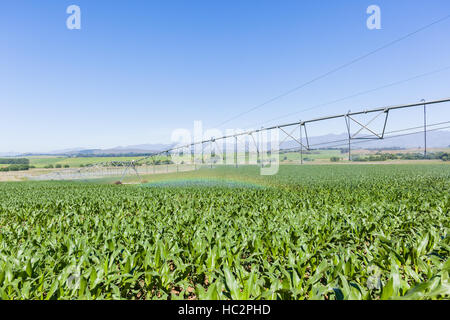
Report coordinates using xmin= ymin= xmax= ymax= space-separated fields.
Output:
xmin=1 ymin=0 xmax=450 ymax=153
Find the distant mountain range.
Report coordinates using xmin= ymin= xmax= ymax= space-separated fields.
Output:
xmin=54 ymin=143 xmax=176 ymax=156
xmin=1 ymin=130 xmax=449 ymax=157
xmin=0 ymin=143 xmax=175 ymax=157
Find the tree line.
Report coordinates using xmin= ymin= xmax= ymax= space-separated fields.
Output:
xmin=0 ymin=158 xmax=30 ymax=165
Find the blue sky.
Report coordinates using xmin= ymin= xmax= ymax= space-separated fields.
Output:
xmin=1 ymin=0 xmax=449 ymax=152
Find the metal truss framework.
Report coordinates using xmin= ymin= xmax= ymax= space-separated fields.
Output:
xmin=30 ymin=97 xmax=450 ymax=182
xmin=134 ymin=97 xmax=449 ymax=167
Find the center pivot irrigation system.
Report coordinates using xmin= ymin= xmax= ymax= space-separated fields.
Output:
xmin=31 ymin=97 xmax=450 ymax=182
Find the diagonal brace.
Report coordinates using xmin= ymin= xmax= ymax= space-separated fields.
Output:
xmin=348 ymin=112 xmax=384 ymax=139
xmin=279 ymin=126 xmax=309 ymax=150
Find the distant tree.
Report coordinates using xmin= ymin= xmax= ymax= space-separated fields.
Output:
xmin=55 ymin=164 xmax=62 ymax=168
xmin=330 ymin=157 xmax=340 ymax=162
xmin=0 ymin=158 xmax=29 ymax=165
xmin=3 ymin=164 xmax=31 ymax=171
xmin=64 ymin=164 xmax=70 ymax=168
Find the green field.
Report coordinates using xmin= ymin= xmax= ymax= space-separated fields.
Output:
xmin=26 ymin=156 xmax=148 ymax=168
xmin=279 ymin=150 xmax=343 ymax=162
xmin=0 ymin=164 xmax=449 ymax=300
xmin=24 ymin=150 xmax=343 ymax=168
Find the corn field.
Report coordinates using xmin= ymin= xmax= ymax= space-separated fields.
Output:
xmin=0 ymin=165 xmax=449 ymax=300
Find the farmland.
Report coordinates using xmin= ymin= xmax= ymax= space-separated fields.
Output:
xmin=21 ymin=147 xmax=450 ymax=168
xmin=23 ymin=152 xmax=336 ymax=168
xmin=26 ymin=156 xmax=147 ymax=168
xmin=0 ymin=164 xmax=449 ymax=300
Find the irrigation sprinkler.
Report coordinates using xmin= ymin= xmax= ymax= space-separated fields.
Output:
xmin=31 ymin=97 xmax=450 ymax=182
